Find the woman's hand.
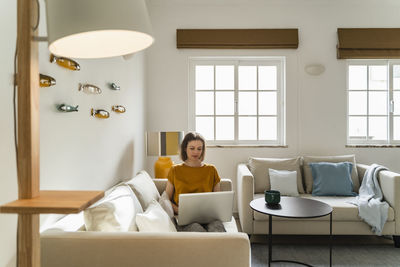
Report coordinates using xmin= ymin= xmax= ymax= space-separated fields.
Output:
xmin=172 ymin=202 xmax=179 ymax=215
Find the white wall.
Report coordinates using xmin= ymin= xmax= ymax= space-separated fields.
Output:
xmin=145 ymin=0 xmax=400 ymax=196
xmin=0 ymin=0 xmax=147 ymax=265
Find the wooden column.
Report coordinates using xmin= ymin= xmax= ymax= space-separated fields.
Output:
xmin=16 ymin=0 xmax=40 ymax=266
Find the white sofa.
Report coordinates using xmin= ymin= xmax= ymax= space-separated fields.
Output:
xmin=41 ymin=176 xmax=250 ymax=267
xmin=237 ymin=156 xmax=400 ymax=247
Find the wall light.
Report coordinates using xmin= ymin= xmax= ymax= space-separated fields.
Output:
xmin=45 ymin=0 xmax=154 ymax=59
xmin=304 ymin=64 xmax=326 ymax=76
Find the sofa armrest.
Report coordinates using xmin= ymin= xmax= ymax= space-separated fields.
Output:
xmin=220 ymin=178 xmax=232 ymax=192
xmin=237 ymin=164 xmax=254 ymax=234
xmin=378 ymin=170 xmax=400 ymax=234
xmin=41 ymin=231 xmax=250 ymax=267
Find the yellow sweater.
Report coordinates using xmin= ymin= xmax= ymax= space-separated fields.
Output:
xmin=167 ymin=163 xmax=221 ymax=205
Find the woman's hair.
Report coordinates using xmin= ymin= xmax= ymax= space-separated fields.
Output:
xmin=180 ymin=131 xmax=206 ymax=161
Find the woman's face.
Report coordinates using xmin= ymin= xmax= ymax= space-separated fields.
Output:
xmin=185 ymin=140 xmax=203 ymax=162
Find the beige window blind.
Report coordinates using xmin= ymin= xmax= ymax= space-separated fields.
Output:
xmin=177 ymin=29 xmax=298 ymax=49
xmin=337 ymin=28 xmax=400 ymax=59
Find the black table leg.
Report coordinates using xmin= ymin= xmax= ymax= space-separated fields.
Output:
xmin=330 ymin=213 xmax=332 ymax=267
xmin=269 ymin=214 xmax=272 ymax=267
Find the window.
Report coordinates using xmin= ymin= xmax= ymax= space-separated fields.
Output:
xmin=189 ymin=57 xmax=285 ymax=145
xmin=347 ymin=60 xmax=400 ymax=145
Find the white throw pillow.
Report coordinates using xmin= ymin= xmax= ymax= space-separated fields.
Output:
xmin=136 ymin=200 xmax=177 ymax=232
xmin=126 ymin=170 xmax=160 ymax=210
xmin=248 ymin=157 xmax=304 ymax=194
xmin=269 ymin=168 xmax=299 ymax=196
xmin=84 ymin=184 xmax=143 ymax=232
xmin=159 ymin=191 xmax=174 ymax=218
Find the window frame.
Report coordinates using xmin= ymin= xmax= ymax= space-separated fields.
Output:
xmin=346 ymin=59 xmax=400 ymax=145
xmin=188 ymin=56 xmax=286 ymax=146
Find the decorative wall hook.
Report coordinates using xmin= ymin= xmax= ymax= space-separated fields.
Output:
xmin=109 ymin=82 xmax=120 ymax=90
xmin=79 ymin=83 xmax=102 ymax=94
xmin=111 ymin=105 xmax=126 ymax=113
xmin=91 ymin=108 xmax=109 ymax=119
xmin=57 ymin=104 xmax=79 ymax=112
xmin=40 ymin=74 xmax=56 ymax=87
xmin=50 ymin=54 xmax=80 ymax=71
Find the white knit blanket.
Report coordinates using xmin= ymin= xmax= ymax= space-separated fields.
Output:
xmin=352 ymin=164 xmax=389 ymax=235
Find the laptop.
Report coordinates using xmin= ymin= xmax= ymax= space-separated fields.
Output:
xmin=177 ymin=191 xmax=234 ymax=226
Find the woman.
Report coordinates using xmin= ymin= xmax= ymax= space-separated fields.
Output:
xmin=165 ymin=131 xmax=224 ymax=232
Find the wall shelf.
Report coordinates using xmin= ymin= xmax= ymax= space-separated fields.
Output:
xmin=0 ymin=190 xmax=104 ymax=214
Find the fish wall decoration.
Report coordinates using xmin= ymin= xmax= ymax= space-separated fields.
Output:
xmin=109 ymin=83 xmax=120 ymax=90
xmin=57 ymin=104 xmax=79 ymax=112
xmin=111 ymin=105 xmax=126 ymax=113
xmin=50 ymin=54 xmax=80 ymax=71
xmin=40 ymin=74 xmax=56 ymax=87
xmin=79 ymin=83 xmax=102 ymax=94
xmin=91 ymin=108 xmax=109 ymax=119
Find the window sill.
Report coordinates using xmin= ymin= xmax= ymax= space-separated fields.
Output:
xmin=207 ymin=145 xmax=288 ymax=148
xmin=346 ymin=145 xmax=400 ymax=148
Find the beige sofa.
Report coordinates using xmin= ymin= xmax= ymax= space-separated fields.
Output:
xmin=237 ymin=157 xmax=400 ymax=247
xmin=41 ymin=178 xmax=250 ymax=267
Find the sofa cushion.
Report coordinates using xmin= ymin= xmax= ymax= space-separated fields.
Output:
xmin=40 ymin=212 xmax=85 ymax=232
xmin=84 ymin=184 xmax=143 ymax=232
xmin=252 ymin=194 xmax=395 ymax=222
xmin=310 ymin=162 xmax=357 ymax=196
xmin=136 ymin=200 xmax=177 ymax=232
xmin=248 ymin=157 xmax=304 ymax=194
xmin=269 ymin=168 xmax=299 ymax=196
xmin=159 ymin=191 xmax=174 ymax=218
xmin=303 ymin=155 xmax=360 ymax=194
xmin=126 ymin=170 xmax=161 ymax=210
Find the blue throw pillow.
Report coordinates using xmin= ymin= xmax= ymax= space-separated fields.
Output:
xmin=309 ymin=162 xmax=357 ymax=196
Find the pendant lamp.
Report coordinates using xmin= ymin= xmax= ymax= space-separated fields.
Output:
xmin=45 ymin=0 xmax=154 ymax=59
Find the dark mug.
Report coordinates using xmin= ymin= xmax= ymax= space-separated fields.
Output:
xmin=265 ymin=190 xmax=281 ymax=205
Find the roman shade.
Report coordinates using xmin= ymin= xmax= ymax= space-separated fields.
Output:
xmin=337 ymin=28 xmax=400 ymax=59
xmin=177 ymin=29 xmax=298 ymax=49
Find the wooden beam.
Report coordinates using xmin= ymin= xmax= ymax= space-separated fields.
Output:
xmin=16 ymin=0 xmax=40 ymax=266
xmin=17 ymin=0 xmax=40 ymax=199
xmin=17 ymin=215 xmax=40 ymax=267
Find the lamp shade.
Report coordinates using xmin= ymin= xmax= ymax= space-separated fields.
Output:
xmin=45 ymin=0 xmax=154 ymax=59
xmin=146 ymin=132 xmax=184 ymax=156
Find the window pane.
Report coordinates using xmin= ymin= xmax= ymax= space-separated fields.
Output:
xmin=195 ymin=65 xmax=214 ymax=90
xmin=369 ymin=117 xmax=387 ymax=140
xmin=216 ymin=117 xmax=234 ymax=140
xmin=216 ymin=92 xmax=234 ymax=115
xmin=394 ymin=117 xmax=400 ymax=140
xmin=259 ymin=92 xmax=277 ymax=115
xmin=369 ymin=92 xmax=387 ymax=115
xmin=239 ymin=117 xmax=257 ymax=140
xmin=348 ymin=91 xmax=367 ymax=115
xmin=259 ymin=117 xmax=277 ymax=140
xmin=239 ymin=92 xmax=257 ymax=115
xmin=349 ymin=65 xmax=367 ymax=90
xmin=196 ymin=92 xmax=214 ymax=115
xmin=394 ymin=65 xmax=400 ymax=89
xmin=369 ymin=65 xmax=387 ymax=90
xmin=216 ymin=65 xmax=234 ymax=90
xmin=259 ymin=66 xmax=277 ymax=90
xmin=196 ymin=117 xmax=214 ymax=140
xmin=238 ymin=66 xmax=257 ymax=90
xmin=349 ymin=116 xmax=367 ymax=139
xmin=394 ymin=91 xmax=400 ymax=115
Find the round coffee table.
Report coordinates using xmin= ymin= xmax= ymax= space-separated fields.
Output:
xmin=250 ymin=196 xmax=333 ymax=267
